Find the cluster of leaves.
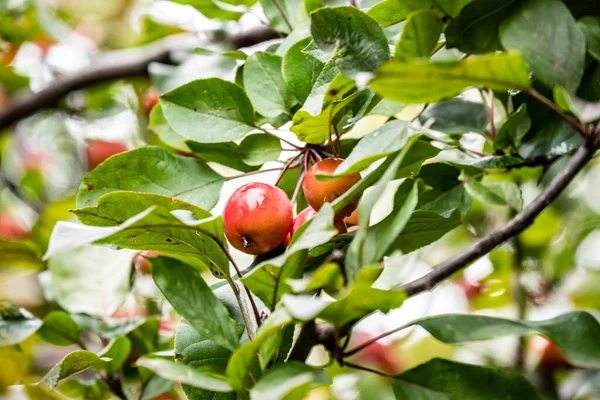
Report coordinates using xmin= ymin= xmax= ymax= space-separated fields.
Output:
xmin=3 ymin=0 xmax=600 ymax=399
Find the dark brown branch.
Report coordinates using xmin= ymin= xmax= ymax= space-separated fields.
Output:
xmin=0 ymin=27 xmax=279 ymax=132
xmin=528 ymin=89 xmax=587 ymax=138
xmin=399 ymin=139 xmax=597 ymax=297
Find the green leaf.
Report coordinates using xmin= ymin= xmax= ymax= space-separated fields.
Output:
xmin=0 ymin=238 xmax=43 ymax=270
xmin=0 ymin=65 xmax=29 ymax=93
xmin=46 ymin=245 xmax=133 ymax=317
xmin=160 ymin=78 xmax=256 ymax=143
xmin=553 ymin=86 xmax=600 ymax=123
xmin=37 ymin=311 xmax=83 ymax=347
xmin=287 ymin=262 xmax=345 ymax=294
xmin=334 ymin=120 xmax=409 ymax=176
xmin=283 ymin=37 xmax=325 ymax=104
xmin=579 ymin=16 xmax=600 ymax=62
xmin=76 ymin=146 xmax=224 ymax=210
xmin=370 ymin=52 xmax=531 ymax=104
xmin=56 ymin=192 xmax=229 ymax=279
xmin=237 ymin=134 xmax=282 ymax=166
xmin=97 ymin=336 xmax=131 ymax=374
xmin=244 ymin=52 xmax=295 ymax=118
xmin=290 ymin=91 xmax=364 ymax=144
xmin=42 ymin=351 xmax=107 ymax=388
xmin=0 ymin=303 xmax=42 ymax=346
xmin=148 ymin=104 xmax=190 ymax=152
xmin=429 ymin=312 xmax=600 ymax=367
xmin=310 ymin=7 xmax=390 ymax=78
xmin=58 ymin=378 xmax=110 ymax=400
xmin=226 ymin=308 xmax=293 ymax=391
xmin=468 ymin=155 xmax=527 ymax=169
xmin=387 ymin=209 xmax=462 ymax=254
xmin=174 ymin=322 xmax=236 ymax=400
xmin=185 ymin=141 xmax=256 ymax=173
xmin=301 ymin=61 xmax=355 ymax=116
xmin=250 ymin=362 xmax=330 ymax=400
xmin=137 ymin=358 xmax=233 ymax=392
xmin=283 ymin=267 xmax=406 ymax=326
xmin=393 ymin=358 xmax=542 ymax=399
xmin=394 ymin=141 xmax=442 ymax=179
xmin=166 ymin=0 xmax=243 ymax=20
xmin=152 ymin=257 xmax=243 ymax=351
xmin=192 ymin=48 xmax=248 ymax=60
xmin=420 ymin=99 xmax=487 ymax=134
xmin=499 ymin=0 xmax=586 ymax=92
xmin=417 ymin=163 xmax=471 ymax=216
xmin=395 ymin=9 xmax=444 ymax=61
xmin=346 ymin=137 xmax=419 ymax=275
xmin=494 ymin=103 xmax=531 ymax=150
xmin=359 ymin=181 xmax=420 ymax=263
xmin=367 ymin=0 xmax=436 ymax=28
xmin=241 ymin=251 xmax=307 ymax=310
xmin=445 ymin=0 xmax=519 ymax=54
xmin=461 ymin=172 xmax=523 ymax=210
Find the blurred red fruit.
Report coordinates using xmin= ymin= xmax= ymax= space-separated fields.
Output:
xmin=350 ymin=332 xmax=403 ymax=374
xmin=85 ymin=139 xmax=128 ymax=170
xmin=134 ymin=251 xmax=161 ymax=274
xmin=344 ymin=208 xmax=358 ymax=225
xmin=0 ymin=212 xmax=28 ymax=239
xmin=458 ymin=276 xmax=483 ymax=301
xmin=529 ymin=336 xmax=570 ymax=371
xmin=143 ymin=87 xmax=160 ymax=115
xmin=223 ymin=183 xmax=293 ymax=255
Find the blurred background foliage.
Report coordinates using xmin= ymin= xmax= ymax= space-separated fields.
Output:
xmin=2 ymin=0 xmax=600 ymax=399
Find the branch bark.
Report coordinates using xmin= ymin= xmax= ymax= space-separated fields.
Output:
xmin=399 ymin=139 xmax=597 ymax=297
xmin=0 ymin=27 xmax=279 ymax=131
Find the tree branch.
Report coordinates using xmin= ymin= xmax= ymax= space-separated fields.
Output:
xmin=399 ymin=139 xmax=597 ymax=297
xmin=0 ymin=27 xmax=279 ymax=131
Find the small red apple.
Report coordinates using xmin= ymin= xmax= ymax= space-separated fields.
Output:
xmin=85 ymin=139 xmax=128 ymax=170
xmin=349 ymin=332 xmax=403 ymax=374
xmin=0 ymin=212 xmax=28 ymax=239
xmin=223 ymin=182 xmax=293 ymax=255
xmin=284 ymin=207 xmax=346 ymax=247
xmin=303 ymin=158 xmax=361 ymax=217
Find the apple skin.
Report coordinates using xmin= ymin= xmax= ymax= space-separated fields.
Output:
xmin=283 ymin=207 xmax=347 ymax=247
xmin=529 ymin=336 xmax=570 ymax=371
xmin=344 ymin=208 xmax=359 ymax=225
xmin=85 ymin=139 xmax=128 ymax=170
xmin=349 ymin=332 xmax=403 ymax=374
xmin=0 ymin=42 xmax=16 ymax=65
xmin=143 ymin=87 xmax=160 ymax=115
xmin=223 ymin=182 xmax=293 ymax=255
xmin=134 ymin=251 xmax=162 ymax=274
xmin=0 ymin=212 xmax=28 ymax=239
xmin=302 ymin=158 xmax=361 ymax=217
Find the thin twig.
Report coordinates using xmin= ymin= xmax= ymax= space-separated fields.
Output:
xmin=344 ymin=361 xmax=392 ymax=377
xmin=260 ymin=128 xmax=302 ymax=150
xmin=274 ymin=152 xmax=302 ymax=186
xmin=399 ymin=140 xmax=596 ymax=296
xmin=225 ymin=167 xmax=285 ymax=181
xmin=291 ymin=165 xmax=306 ymax=206
xmin=0 ymin=173 xmax=43 ymax=213
xmin=0 ymin=28 xmax=280 ymax=131
xmin=270 ymin=0 xmax=293 ymax=32
xmin=528 ymin=89 xmax=587 ymax=138
xmin=343 ymin=322 xmax=413 ymax=357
